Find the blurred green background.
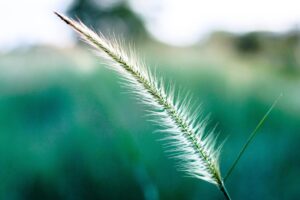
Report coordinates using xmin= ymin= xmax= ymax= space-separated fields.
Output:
xmin=1 ymin=0 xmax=300 ymax=200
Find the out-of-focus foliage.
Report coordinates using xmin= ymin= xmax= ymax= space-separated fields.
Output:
xmin=206 ymin=30 xmax=300 ymax=74
xmin=68 ymin=0 xmax=147 ymax=39
xmin=0 ymin=43 xmax=300 ymax=199
xmin=1 ymin=3 xmax=300 ymax=199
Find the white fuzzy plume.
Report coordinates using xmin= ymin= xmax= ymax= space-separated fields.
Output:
xmin=55 ymin=12 xmax=230 ymax=199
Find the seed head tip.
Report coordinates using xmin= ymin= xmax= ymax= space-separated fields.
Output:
xmin=54 ymin=11 xmax=71 ymax=25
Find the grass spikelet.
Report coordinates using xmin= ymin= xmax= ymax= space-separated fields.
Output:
xmin=55 ymin=12 xmax=231 ymax=199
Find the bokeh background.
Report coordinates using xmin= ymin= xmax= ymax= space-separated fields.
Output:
xmin=1 ymin=0 xmax=300 ymax=199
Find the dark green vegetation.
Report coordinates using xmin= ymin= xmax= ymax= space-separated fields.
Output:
xmin=0 ymin=46 xmax=299 ymax=200
xmin=68 ymin=0 xmax=147 ymax=40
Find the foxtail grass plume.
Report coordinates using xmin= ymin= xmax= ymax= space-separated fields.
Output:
xmin=55 ymin=12 xmax=231 ymax=199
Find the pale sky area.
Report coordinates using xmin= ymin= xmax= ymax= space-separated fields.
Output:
xmin=1 ymin=0 xmax=300 ymax=50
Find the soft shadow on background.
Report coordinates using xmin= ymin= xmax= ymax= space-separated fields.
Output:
xmin=0 ymin=0 xmax=300 ymax=199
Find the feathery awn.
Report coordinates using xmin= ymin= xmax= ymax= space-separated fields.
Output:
xmin=55 ymin=12 xmax=231 ymax=200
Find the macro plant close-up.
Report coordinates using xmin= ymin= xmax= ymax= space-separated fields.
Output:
xmin=54 ymin=12 xmax=231 ymax=199
xmin=1 ymin=1 xmax=300 ymax=200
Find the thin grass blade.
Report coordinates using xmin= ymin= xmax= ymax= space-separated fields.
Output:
xmin=224 ymin=94 xmax=282 ymax=181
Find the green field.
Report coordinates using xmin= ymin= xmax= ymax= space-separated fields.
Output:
xmin=0 ymin=46 xmax=299 ymax=200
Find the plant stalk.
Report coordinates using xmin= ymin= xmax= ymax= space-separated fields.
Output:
xmin=220 ymin=182 xmax=231 ymax=200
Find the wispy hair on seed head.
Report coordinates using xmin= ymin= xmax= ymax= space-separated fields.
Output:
xmin=55 ymin=12 xmax=231 ymax=199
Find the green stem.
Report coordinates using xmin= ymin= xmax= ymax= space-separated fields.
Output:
xmin=220 ymin=182 xmax=231 ymax=200
xmin=224 ymin=94 xmax=282 ymax=181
